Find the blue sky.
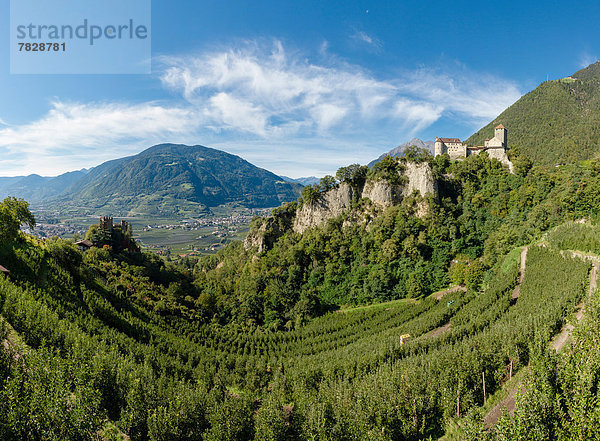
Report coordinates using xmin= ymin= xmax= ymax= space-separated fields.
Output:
xmin=0 ymin=0 xmax=599 ymax=177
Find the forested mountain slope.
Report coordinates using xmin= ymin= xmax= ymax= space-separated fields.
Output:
xmin=0 ymin=170 xmax=88 ymax=201
xmin=53 ymin=144 xmax=303 ymax=215
xmin=0 ymin=144 xmax=303 ymax=215
xmin=467 ymin=61 xmax=600 ymax=165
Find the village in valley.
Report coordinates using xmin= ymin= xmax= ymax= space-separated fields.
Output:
xmin=25 ymin=208 xmax=272 ymax=257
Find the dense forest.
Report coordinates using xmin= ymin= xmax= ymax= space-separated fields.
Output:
xmin=2 ymin=148 xmax=600 ymax=439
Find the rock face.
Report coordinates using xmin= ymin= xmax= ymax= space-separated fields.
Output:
xmin=362 ymin=180 xmax=403 ymax=207
xmin=244 ymin=220 xmax=271 ymax=253
xmin=244 ymin=162 xmax=438 ymax=250
xmin=293 ymin=162 xmax=436 ymax=234
xmin=244 ymin=208 xmax=295 ymax=252
xmin=486 ymin=148 xmax=514 ymax=173
xmin=402 ymin=162 xmax=437 ymax=197
xmin=293 ymin=183 xmax=356 ymax=234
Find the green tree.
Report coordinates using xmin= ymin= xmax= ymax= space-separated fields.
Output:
xmin=301 ymin=185 xmax=321 ymax=205
xmin=450 ymin=261 xmax=467 ymax=286
xmin=86 ymin=224 xmax=110 ymax=246
xmin=0 ymin=197 xmax=35 ymax=244
xmin=319 ymin=175 xmax=337 ymax=192
xmin=403 ymin=145 xmax=433 ymax=163
xmin=335 ymin=164 xmax=368 ymax=188
xmin=367 ymin=155 xmax=406 ymax=185
xmin=46 ymin=238 xmax=83 ymax=270
xmin=465 ymin=260 xmax=486 ymax=292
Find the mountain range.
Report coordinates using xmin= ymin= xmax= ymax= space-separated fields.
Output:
xmin=0 ymin=170 xmax=88 ymax=202
xmin=5 ymin=62 xmax=600 ymax=215
xmin=279 ymin=176 xmax=321 ymax=186
xmin=367 ymin=138 xmax=435 ymax=168
xmin=1 ymin=144 xmax=303 ymax=216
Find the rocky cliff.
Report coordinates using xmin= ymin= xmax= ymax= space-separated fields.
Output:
xmin=243 ymin=204 xmax=296 ymax=252
xmin=361 ymin=180 xmax=403 ymax=208
xmin=293 ymin=183 xmax=357 ymax=234
xmin=402 ymin=162 xmax=437 ymax=197
xmin=293 ymin=162 xmax=436 ymax=234
xmin=244 ymin=162 xmax=438 ymax=252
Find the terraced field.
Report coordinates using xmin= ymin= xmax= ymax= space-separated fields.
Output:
xmin=0 ymin=228 xmax=594 ymax=440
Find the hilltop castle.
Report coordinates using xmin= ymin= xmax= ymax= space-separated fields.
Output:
xmin=94 ymin=216 xmax=138 ymax=253
xmin=99 ymin=216 xmax=129 ymax=233
xmin=434 ymin=124 xmax=513 ymax=172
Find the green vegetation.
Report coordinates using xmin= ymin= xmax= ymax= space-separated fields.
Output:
xmin=467 ymin=228 xmax=600 ymax=440
xmin=4 ymin=143 xmax=600 ymax=439
xmin=9 ymin=62 xmax=600 ymax=440
xmin=545 ymin=221 xmax=600 ymax=254
xmin=467 ymin=62 xmax=600 ymax=166
xmin=198 ymin=153 xmax=600 ymax=328
xmin=335 ymin=163 xmax=369 ymax=190
xmin=0 ymin=197 xmax=35 ymax=243
xmin=367 ymin=155 xmax=407 ymax=185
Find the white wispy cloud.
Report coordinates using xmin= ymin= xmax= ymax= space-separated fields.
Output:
xmin=0 ymin=40 xmax=522 ymax=177
xmin=158 ymin=41 xmax=520 ymax=137
xmin=397 ymin=63 xmax=522 ymax=124
xmin=159 ymin=41 xmax=406 ymax=136
xmin=579 ymin=52 xmax=598 ymax=68
xmin=0 ymin=101 xmax=200 ymax=175
xmin=351 ymin=31 xmax=382 ymax=50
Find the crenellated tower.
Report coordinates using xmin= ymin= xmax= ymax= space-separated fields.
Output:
xmin=99 ymin=216 xmax=113 ymax=231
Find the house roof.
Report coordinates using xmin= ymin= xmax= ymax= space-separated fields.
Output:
xmin=75 ymin=239 xmax=93 ymax=248
xmin=0 ymin=265 xmax=9 ymax=274
xmin=495 ymin=124 xmax=505 ymax=129
xmin=437 ymin=138 xmax=462 ymax=143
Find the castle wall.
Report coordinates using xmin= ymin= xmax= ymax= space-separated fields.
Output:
xmin=486 ymin=148 xmax=514 ymax=172
xmin=447 ymin=144 xmax=467 ymax=160
xmin=486 ymin=137 xmax=504 ymax=148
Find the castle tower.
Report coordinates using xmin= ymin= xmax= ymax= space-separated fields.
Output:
xmin=494 ymin=124 xmax=507 ymax=147
xmin=99 ymin=216 xmax=113 ymax=231
xmin=434 ymin=138 xmax=444 ymax=157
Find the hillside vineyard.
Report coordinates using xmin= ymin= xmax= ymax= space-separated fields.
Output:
xmin=3 ymin=128 xmax=600 ymax=440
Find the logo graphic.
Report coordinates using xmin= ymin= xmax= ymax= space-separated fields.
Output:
xmin=10 ymin=0 xmax=151 ymax=74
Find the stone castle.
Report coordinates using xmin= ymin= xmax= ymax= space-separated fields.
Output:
xmin=99 ymin=216 xmax=129 ymax=233
xmin=434 ymin=124 xmax=513 ymax=171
